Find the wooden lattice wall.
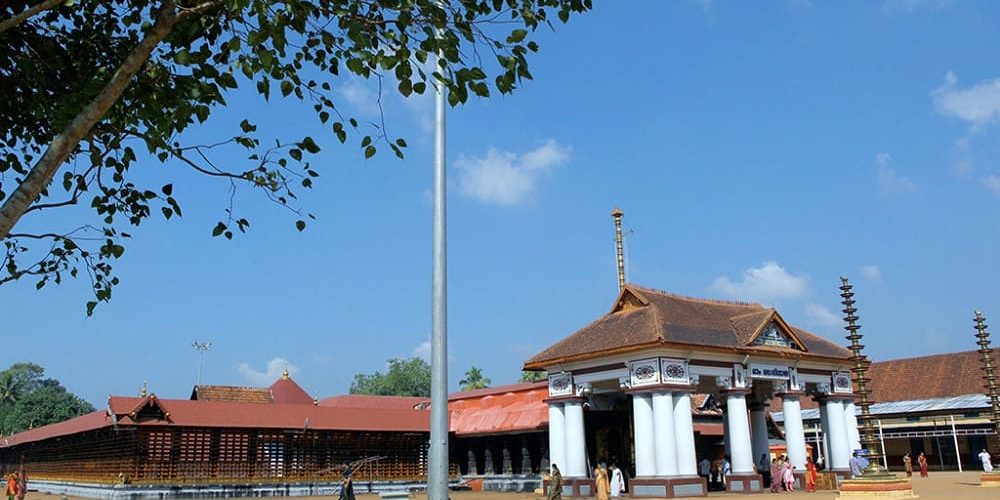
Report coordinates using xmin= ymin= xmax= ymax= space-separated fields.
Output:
xmin=0 ymin=426 xmax=456 ymax=485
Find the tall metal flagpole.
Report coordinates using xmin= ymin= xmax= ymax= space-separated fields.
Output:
xmin=428 ymin=15 xmax=449 ymax=500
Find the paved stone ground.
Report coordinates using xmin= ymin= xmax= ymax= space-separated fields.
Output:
xmin=18 ymin=472 xmax=999 ymax=500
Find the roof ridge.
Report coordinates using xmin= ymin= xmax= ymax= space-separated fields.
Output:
xmin=873 ymin=347 xmax=999 ymax=365
xmin=627 ymin=284 xmax=763 ymax=308
xmin=730 ymin=309 xmax=774 ymax=321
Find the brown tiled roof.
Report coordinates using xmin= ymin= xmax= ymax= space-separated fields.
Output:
xmin=730 ymin=310 xmax=774 ymax=345
xmin=866 ymin=348 xmax=1000 ymax=403
xmin=192 ymin=385 xmax=274 ymax=404
xmin=320 ymin=395 xmax=430 ymax=410
xmin=525 ymin=285 xmax=853 ymax=368
xmin=270 ymin=377 xmax=315 ymax=405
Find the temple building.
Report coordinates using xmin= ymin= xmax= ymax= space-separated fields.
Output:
xmin=774 ymin=347 xmax=1000 ymax=473
xmin=524 ymin=284 xmax=858 ymax=497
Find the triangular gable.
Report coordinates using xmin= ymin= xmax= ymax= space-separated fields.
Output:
xmin=609 ymin=285 xmax=650 ymax=314
xmin=745 ymin=311 xmax=808 ymax=351
xmin=127 ymin=395 xmax=172 ymax=422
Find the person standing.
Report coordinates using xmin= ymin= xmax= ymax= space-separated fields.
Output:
xmin=917 ymin=452 xmax=928 ymax=478
xmin=805 ymin=457 xmax=818 ymax=493
xmin=13 ymin=470 xmax=23 ymax=500
xmin=338 ymin=467 xmax=355 ymax=500
xmin=594 ymin=465 xmax=610 ymax=500
xmin=609 ymin=464 xmax=624 ymax=498
xmin=721 ymin=456 xmax=731 ymax=488
xmin=769 ymin=458 xmax=781 ymax=493
xmin=782 ymin=458 xmax=795 ymax=492
xmin=547 ymin=464 xmax=563 ymax=500
xmin=849 ymin=452 xmax=862 ymax=478
xmin=903 ymin=451 xmax=913 ymax=477
xmin=5 ymin=472 xmax=17 ymax=500
xmin=758 ymin=453 xmax=771 ymax=487
xmin=978 ymin=449 xmax=993 ymax=473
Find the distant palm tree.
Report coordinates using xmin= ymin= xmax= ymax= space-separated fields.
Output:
xmin=459 ymin=367 xmax=491 ymax=391
xmin=520 ymin=370 xmax=547 ymax=383
xmin=0 ymin=372 xmax=22 ymax=405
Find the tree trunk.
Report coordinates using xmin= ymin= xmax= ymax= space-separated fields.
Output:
xmin=0 ymin=3 xmax=181 ymax=240
xmin=0 ymin=0 xmax=64 ymax=35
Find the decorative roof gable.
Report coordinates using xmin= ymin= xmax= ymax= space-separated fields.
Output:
xmin=609 ymin=286 xmax=650 ymax=314
xmin=744 ymin=311 xmax=808 ymax=351
xmin=126 ymin=395 xmax=171 ymax=422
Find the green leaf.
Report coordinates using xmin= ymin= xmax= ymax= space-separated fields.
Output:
xmin=507 ymin=29 xmax=528 ymax=43
xmin=364 ymin=145 xmax=376 ymax=158
xmin=161 ymin=184 xmax=173 ymax=196
xmin=301 ymin=137 xmax=320 ymax=153
xmin=289 ymin=148 xmax=302 ymax=161
xmin=281 ymin=80 xmax=293 ymax=97
xmin=212 ymin=222 xmax=226 ymax=237
xmin=295 ymin=220 xmax=306 ymax=231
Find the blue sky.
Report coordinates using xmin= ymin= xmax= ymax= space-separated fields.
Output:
xmin=5 ymin=0 xmax=1000 ymax=407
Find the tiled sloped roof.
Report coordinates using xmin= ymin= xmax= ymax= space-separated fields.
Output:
xmin=449 ymin=382 xmax=549 ymax=436
xmin=867 ymin=348 xmax=1000 ymax=403
xmin=525 ymin=285 xmax=853 ymax=368
xmin=730 ymin=310 xmax=773 ymax=345
xmin=269 ymin=377 xmax=314 ymax=404
xmin=320 ymin=395 xmax=430 ymax=410
xmin=0 ymin=410 xmax=111 ymax=448
xmin=192 ymin=385 xmax=274 ymax=403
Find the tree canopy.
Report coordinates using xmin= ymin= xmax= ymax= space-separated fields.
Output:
xmin=349 ymin=356 xmax=431 ymax=397
xmin=459 ymin=365 xmax=490 ymax=390
xmin=0 ymin=0 xmax=592 ymax=314
xmin=0 ymin=362 xmax=95 ymax=435
xmin=519 ymin=369 xmax=545 ymax=382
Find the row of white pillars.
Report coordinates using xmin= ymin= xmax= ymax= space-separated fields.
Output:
xmin=547 ymin=400 xmax=587 ymax=477
xmin=632 ymin=391 xmax=698 ymax=477
xmin=725 ymin=391 xmax=755 ymax=474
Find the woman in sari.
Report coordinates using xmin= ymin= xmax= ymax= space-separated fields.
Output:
xmin=917 ymin=452 xmax=929 ymax=478
xmin=903 ymin=451 xmax=913 ymax=477
xmin=805 ymin=457 xmax=818 ymax=493
xmin=595 ymin=465 xmax=610 ymax=500
xmin=782 ymin=458 xmax=795 ymax=492
xmin=769 ymin=458 xmax=781 ymax=493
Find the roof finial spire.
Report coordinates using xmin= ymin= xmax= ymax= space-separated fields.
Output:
xmin=611 ymin=207 xmax=626 ymax=292
xmin=974 ymin=311 xmax=1000 ymax=436
xmin=140 ymin=380 xmax=148 ymax=398
xmin=282 ymin=362 xmax=290 ymax=380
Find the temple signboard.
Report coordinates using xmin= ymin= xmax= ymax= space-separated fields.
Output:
xmin=749 ymin=363 xmax=790 ymax=380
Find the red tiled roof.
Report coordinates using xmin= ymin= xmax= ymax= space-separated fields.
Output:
xmin=269 ymin=377 xmax=314 ymax=405
xmin=1 ymin=394 xmax=429 ymax=449
xmin=192 ymin=385 xmax=273 ymax=403
xmin=320 ymin=395 xmax=430 ymax=410
xmin=867 ymin=348 xmax=1000 ymax=403
xmin=525 ymin=285 xmax=852 ymax=368
xmin=449 ymin=382 xmax=549 ymax=436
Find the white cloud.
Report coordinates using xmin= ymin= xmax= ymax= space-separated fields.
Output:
xmin=454 ymin=140 xmax=571 ymax=206
xmin=411 ymin=339 xmax=431 ymax=361
xmin=805 ymin=303 xmax=841 ymax=328
xmin=882 ymin=0 xmax=953 ymax=13
xmin=711 ymin=261 xmax=809 ymax=302
xmin=237 ymin=357 xmax=299 ymax=386
xmin=860 ymin=265 xmax=882 ymax=283
xmin=339 ymin=79 xmax=382 ymax=117
xmin=931 ymin=71 xmax=1000 ymax=126
xmin=875 ymin=153 xmax=917 ymax=195
xmin=983 ymin=175 xmax=1000 ymax=196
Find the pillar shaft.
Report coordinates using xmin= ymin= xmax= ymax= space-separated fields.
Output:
xmin=781 ymin=394 xmax=807 ymax=471
xmin=564 ymin=401 xmax=587 ymax=477
xmin=548 ymin=403 xmax=566 ymax=473
xmin=726 ymin=392 xmax=755 ymax=474
xmin=844 ymin=401 xmax=861 ymax=452
xmin=750 ymin=407 xmax=770 ymax=467
xmin=825 ymin=399 xmax=850 ymax=470
xmin=673 ymin=392 xmax=698 ymax=475
xmin=652 ymin=391 xmax=679 ymax=476
xmin=819 ymin=403 xmax=831 ymax=466
xmin=633 ymin=393 xmax=656 ymax=477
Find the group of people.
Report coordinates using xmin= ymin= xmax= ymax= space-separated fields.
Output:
xmin=767 ymin=454 xmax=818 ymax=493
xmin=4 ymin=470 xmax=26 ymax=500
xmin=545 ymin=462 xmax=626 ymax=500
xmin=900 ymin=451 xmax=929 ymax=478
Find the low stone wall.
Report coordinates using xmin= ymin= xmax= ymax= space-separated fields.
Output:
xmin=477 ymin=475 xmax=541 ymax=493
xmin=29 ymin=479 xmax=448 ymax=500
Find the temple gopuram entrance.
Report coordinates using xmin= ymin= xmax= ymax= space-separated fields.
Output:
xmin=525 ymin=285 xmax=858 ymax=498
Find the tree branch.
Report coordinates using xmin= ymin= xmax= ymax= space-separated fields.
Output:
xmin=0 ymin=1 xmax=185 ymax=240
xmin=0 ymin=0 xmax=63 ymax=35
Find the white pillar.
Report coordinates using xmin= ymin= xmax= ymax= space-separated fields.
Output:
xmin=633 ymin=393 xmax=656 ymax=477
xmin=750 ymin=404 xmax=770 ymax=467
xmin=673 ymin=391 xmax=698 ymax=475
xmin=819 ymin=402 xmax=831 ymax=467
xmin=723 ymin=408 xmax=732 ymax=458
xmin=825 ymin=398 xmax=850 ymax=470
xmin=844 ymin=401 xmax=861 ymax=452
xmin=781 ymin=394 xmax=807 ymax=471
xmin=726 ymin=392 xmax=754 ymax=474
xmin=564 ymin=400 xmax=587 ymax=477
xmin=548 ymin=403 xmax=566 ymax=473
xmin=652 ymin=391 xmax=678 ymax=476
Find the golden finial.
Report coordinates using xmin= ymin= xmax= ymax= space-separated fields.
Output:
xmin=282 ymin=362 xmax=290 ymax=380
xmin=139 ymin=380 xmax=148 ymax=398
xmin=611 ymin=207 xmax=626 ymax=292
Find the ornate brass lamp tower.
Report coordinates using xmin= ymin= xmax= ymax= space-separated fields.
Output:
xmin=974 ymin=311 xmax=1000 ymax=487
xmin=836 ymin=277 xmax=914 ymax=499
xmin=839 ymin=277 xmax=887 ymax=476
